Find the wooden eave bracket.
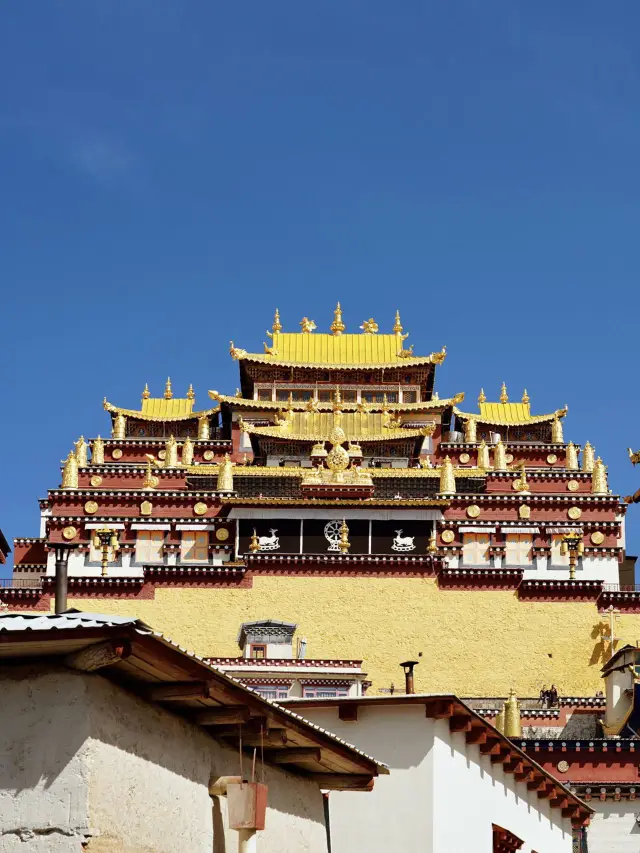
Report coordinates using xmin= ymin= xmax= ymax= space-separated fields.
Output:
xmin=65 ymin=638 xmax=131 ymax=672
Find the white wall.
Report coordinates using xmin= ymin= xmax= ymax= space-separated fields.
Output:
xmin=298 ymin=704 xmax=574 ymax=853
xmin=0 ymin=667 xmax=328 ymax=853
xmin=586 ymin=802 xmax=640 ymax=853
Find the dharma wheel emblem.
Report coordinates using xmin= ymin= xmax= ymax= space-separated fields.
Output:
xmin=441 ymin=529 xmax=455 ymax=544
xmin=84 ymin=501 xmax=99 ymax=515
xmin=62 ymin=526 xmax=77 ymax=540
xmin=325 ymin=520 xmax=343 ymax=552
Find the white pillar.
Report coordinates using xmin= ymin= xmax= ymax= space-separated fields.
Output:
xmin=238 ymin=829 xmax=257 ymax=853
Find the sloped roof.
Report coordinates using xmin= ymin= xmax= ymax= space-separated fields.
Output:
xmin=453 ymin=403 xmax=567 ymax=427
xmin=104 ymin=397 xmax=219 ymax=423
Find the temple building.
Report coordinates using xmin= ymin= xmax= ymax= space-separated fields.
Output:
xmin=7 ymin=305 xmax=639 ymax=703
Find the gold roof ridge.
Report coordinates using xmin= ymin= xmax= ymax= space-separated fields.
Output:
xmin=452 ymin=403 xmax=567 ymax=427
xmin=209 ymin=391 xmax=464 ymax=411
xmin=104 ymin=398 xmax=219 ymax=423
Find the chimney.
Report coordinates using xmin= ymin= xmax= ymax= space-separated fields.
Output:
xmin=399 ymin=660 xmax=419 ymax=694
xmin=54 ymin=544 xmax=75 ymax=614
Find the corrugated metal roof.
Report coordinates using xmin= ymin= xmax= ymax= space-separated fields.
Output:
xmin=0 ymin=611 xmax=139 ymax=631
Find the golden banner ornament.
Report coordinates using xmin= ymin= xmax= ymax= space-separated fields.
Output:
xmin=518 ymin=504 xmax=531 ymax=519
xmin=140 ymin=500 xmax=153 ymax=516
xmin=90 ymin=475 xmax=103 ymax=487
xmin=215 ymin=527 xmax=230 ymax=541
xmin=441 ymin=529 xmax=455 ymax=543
xmin=194 ymin=502 xmax=208 ymax=516
xmin=590 ymin=531 xmax=605 ymax=545
xmin=567 ymin=480 xmax=579 ymax=492
xmin=466 ymin=505 xmax=481 ymax=518
xmin=84 ymin=501 xmax=98 ymax=515
xmin=568 ymin=506 xmax=582 ymax=520
xmin=111 ymin=448 xmax=123 ymax=460
xmin=62 ymin=526 xmax=77 ymax=540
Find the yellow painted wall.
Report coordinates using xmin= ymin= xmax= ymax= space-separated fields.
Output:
xmin=66 ymin=578 xmax=640 ymax=696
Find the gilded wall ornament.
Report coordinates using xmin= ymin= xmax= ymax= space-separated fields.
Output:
xmin=466 ymin=505 xmax=481 ymax=519
xmin=140 ymin=500 xmax=152 ymax=517
xmin=216 ymin=528 xmax=230 ymax=541
xmin=194 ymin=502 xmax=208 ymax=516
xmin=203 ymin=450 xmax=215 ymax=461
xmin=546 ymin=454 xmax=558 ymax=465
xmin=459 ymin=452 xmax=470 ymax=464
xmin=505 ymin=453 xmax=514 ymax=464
xmin=567 ymin=480 xmax=579 ymax=492
xmin=62 ymin=526 xmax=77 ymax=540
xmin=590 ymin=531 xmax=605 ymax=545
xmin=568 ymin=506 xmax=582 ymax=520
xmin=111 ymin=448 xmax=123 ymax=460
xmin=556 ymin=760 xmax=569 ymax=774
xmin=157 ymin=449 xmax=167 ymax=460
xmin=90 ymin=475 xmax=103 ymax=487
xmin=84 ymin=501 xmax=99 ymax=515
xmin=518 ymin=504 xmax=531 ymax=519
xmin=441 ymin=529 xmax=455 ymax=544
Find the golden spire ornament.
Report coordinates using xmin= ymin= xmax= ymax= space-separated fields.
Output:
xmin=522 ymin=389 xmax=530 ymax=404
xmin=142 ymin=383 xmax=151 ymax=400
xmin=92 ymin=436 xmax=105 ymax=465
xmin=393 ymin=310 xmax=403 ymax=335
xmin=582 ymin=441 xmax=595 ymax=473
xmin=330 ymin=302 xmax=346 ymax=336
xmin=182 ymin=437 xmax=194 ymax=467
xmin=504 ymin=689 xmax=522 ymax=738
xmin=74 ymin=436 xmax=88 ymax=468
xmin=592 ymin=457 xmax=608 ymax=495
xmin=500 ymin=383 xmax=509 ymax=404
xmin=478 ymin=388 xmax=486 ymax=404
xmin=164 ymin=377 xmax=173 ymax=400
xmin=164 ymin=435 xmax=178 ymax=468
xmin=338 ymin=519 xmax=351 ymax=554
xmin=186 ymin=384 xmax=195 ymax=401
xmin=427 ymin=529 xmax=438 ymax=555
xmin=272 ymin=308 xmax=282 ymax=334
xmin=61 ymin=451 xmax=78 ymax=490
xmin=477 ymin=439 xmax=490 ymax=469
xmin=493 ymin=440 xmax=507 ymax=472
xmin=198 ymin=414 xmax=210 ymax=440
xmin=464 ymin=418 xmax=477 ymax=443
xmin=551 ymin=415 xmax=564 ymax=444
xmin=439 ymin=456 xmax=456 ymax=495
xmin=249 ymin=530 xmax=260 ymax=553
xmin=566 ymin=441 xmax=578 ymax=471
xmin=217 ymin=453 xmax=234 ymax=492
xmin=113 ymin=412 xmax=126 ymax=440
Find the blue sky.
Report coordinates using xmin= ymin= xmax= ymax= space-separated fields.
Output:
xmin=2 ymin=1 xmax=640 ymax=572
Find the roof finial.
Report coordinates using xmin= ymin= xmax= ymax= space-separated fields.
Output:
xmin=393 ymin=310 xmax=403 ymax=335
xmin=142 ymin=383 xmax=150 ymax=401
xmin=330 ymin=302 xmax=346 ymax=336
xmin=272 ymin=308 xmax=282 ymax=334
xmin=478 ymin=388 xmax=486 ymax=404
xmin=300 ymin=317 xmax=317 ymax=334
xmin=500 ymin=382 xmax=509 ymax=404
xmin=522 ymin=389 xmax=530 ymax=404
xmin=186 ymin=384 xmax=195 ymax=401
xmin=164 ymin=377 xmax=173 ymax=400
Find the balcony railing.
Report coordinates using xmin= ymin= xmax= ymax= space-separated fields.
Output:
xmin=0 ymin=577 xmax=44 ymax=589
xmin=602 ymin=584 xmax=640 ymax=593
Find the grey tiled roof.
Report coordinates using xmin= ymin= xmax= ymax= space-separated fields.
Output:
xmin=0 ymin=611 xmax=139 ymax=631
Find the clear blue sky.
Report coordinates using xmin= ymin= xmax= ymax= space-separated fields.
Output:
xmin=2 ymin=1 xmax=640 ymax=573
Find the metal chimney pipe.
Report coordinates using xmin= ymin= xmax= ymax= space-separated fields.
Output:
xmin=399 ymin=660 xmax=419 ymax=695
xmin=54 ymin=544 xmax=74 ymax=614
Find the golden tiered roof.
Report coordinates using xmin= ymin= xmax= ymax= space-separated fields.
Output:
xmin=228 ymin=306 xmax=446 ymax=369
xmin=104 ymin=379 xmax=219 ymax=423
xmin=454 ymin=385 xmax=567 ymax=427
xmin=209 ymin=390 xmax=465 ymax=411
xmin=240 ymin=410 xmax=435 ymax=444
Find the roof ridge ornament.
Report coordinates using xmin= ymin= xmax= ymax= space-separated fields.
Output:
xmin=500 ymin=382 xmax=509 ymax=404
xmin=360 ymin=318 xmax=379 ymax=334
xmin=330 ymin=302 xmax=346 ymax=336
xmin=164 ymin=378 xmax=173 ymax=400
xmin=272 ymin=308 xmax=282 ymax=334
xmin=522 ymin=389 xmax=530 ymax=405
xmin=478 ymin=388 xmax=486 ymax=404
xmin=187 ymin=384 xmax=195 ymax=401
xmin=300 ymin=317 xmax=317 ymax=334
xmin=142 ymin=383 xmax=150 ymax=401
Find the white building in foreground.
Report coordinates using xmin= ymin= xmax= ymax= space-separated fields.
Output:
xmin=283 ymin=695 xmax=591 ymax=853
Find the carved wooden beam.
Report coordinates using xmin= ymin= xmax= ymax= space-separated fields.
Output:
xmin=149 ymin=681 xmax=214 ymax=702
xmin=449 ymin=715 xmax=472 ymax=733
xmin=490 ymin=748 xmax=510 ymax=765
xmin=307 ymin=774 xmax=374 ymax=791
xmin=479 ymin=738 xmax=502 ymax=756
xmin=270 ymin=748 xmax=322 ymax=764
xmin=428 ymin=700 xmax=454 ymax=719
xmin=196 ymin=707 xmax=253 ymax=726
xmin=65 ymin=639 xmax=131 ymax=672
xmin=465 ymin=726 xmax=487 ymax=745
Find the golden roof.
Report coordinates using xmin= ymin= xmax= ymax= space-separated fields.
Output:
xmin=453 ymin=386 xmax=567 ymax=427
xmin=104 ymin=386 xmax=218 ymax=423
xmin=209 ymin=390 xmax=464 ymax=411
xmin=240 ymin=411 xmax=434 ymax=443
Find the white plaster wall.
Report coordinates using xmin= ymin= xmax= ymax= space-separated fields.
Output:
xmin=586 ymin=802 xmax=640 ymax=853
xmin=299 ymin=705 xmax=436 ymax=853
xmin=0 ymin=669 xmax=92 ymax=853
xmin=541 ymin=556 xmax=619 ymax=583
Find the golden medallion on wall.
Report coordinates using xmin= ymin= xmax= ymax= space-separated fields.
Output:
xmin=62 ymin=526 xmax=77 ymax=540
xmin=90 ymin=475 xmax=103 ymax=487
xmin=111 ymin=448 xmax=123 ymax=460
xmin=84 ymin=501 xmax=99 ymax=515
xmin=590 ymin=531 xmax=605 ymax=545
xmin=546 ymin=454 xmax=558 ymax=465
xmin=567 ymin=506 xmax=582 ymax=520
xmin=203 ymin=450 xmax=215 ymax=461
xmin=466 ymin=505 xmax=481 ymax=519
xmin=459 ymin=452 xmax=470 ymax=464
xmin=567 ymin=480 xmax=579 ymax=492
xmin=216 ymin=527 xmax=230 ymax=541
xmin=518 ymin=504 xmax=531 ymax=519
xmin=140 ymin=500 xmax=153 ymax=517
xmin=505 ymin=453 xmax=514 ymax=464
xmin=441 ymin=529 xmax=455 ymax=543
xmin=194 ymin=502 xmax=208 ymax=516
xmin=157 ymin=449 xmax=167 ymax=460
xmin=556 ymin=760 xmax=569 ymax=774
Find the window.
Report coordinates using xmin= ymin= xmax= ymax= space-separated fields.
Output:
xmin=402 ymin=390 xmax=417 ymax=404
xmin=250 ymin=644 xmax=267 ymax=659
xmin=341 ymin=390 xmax=357 ymax=402
xmin=135 ymin=531 xmax=164 ymax=564
xmin=551 ymin=534 xmax=570 ymax=566
xmin=276 ymin=389 xmax=312 ymax=402
xmin=303 ymin=686 xmax=349 ymax=698
xmin=181 ymin=531 xmax=208 ymax=563
xmin=257 ymin=388 xmax=272 ymax=401
xmin=462 ymin=533 xmax=490 ymax=566
xmin=505 ymin=534 xmax=532 ymax=566
xmin=251 ymin=684 xmax=290 ymax=701
xmin=362 ymin=392 xmax=397 ymax=404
